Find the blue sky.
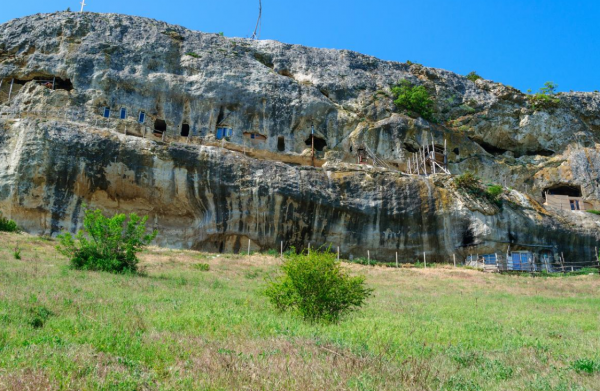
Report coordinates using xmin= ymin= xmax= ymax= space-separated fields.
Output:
xmin=2 ymin=0 xmax=599 ymax=92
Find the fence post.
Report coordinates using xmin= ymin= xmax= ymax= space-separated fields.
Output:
xmin=560 ymin=252 xmax=565 ymax=273
xmin=8 ymin=78 xmax=14 ymax=102
xmin=423 ymin=252 xmax=426 ymax=268
xmin=337 ymin=246 xmax=340 ymax=261
xmin=308 ymin=243 xmax=310 ymax=256
xmin=280 ymin=241 xmax=283 ymax=258
xmin=396 ymin=252 xmax=399 ymax=268
xmin=453 ymin=254 xmax=456 ymax=267
xmin=367 ymin=250 xmax=370 ymax=265
xmin=248 ymin=239 xmax=251 ymax=256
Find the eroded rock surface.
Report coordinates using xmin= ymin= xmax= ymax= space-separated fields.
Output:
xmin=0 ymin=12 xmax=599 ymax=261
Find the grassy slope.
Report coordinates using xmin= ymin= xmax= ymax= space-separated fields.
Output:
xmin=0 ymin=232 xmax=599 ymax=391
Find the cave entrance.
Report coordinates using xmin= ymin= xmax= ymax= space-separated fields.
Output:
xmin=181 ymin=123 xmax=190 ymax=137
xmin=277 ymin=136 xmax=285 ymax=151
xmin=543 ymin=184 xmax=582 ymax=198
xmin=37 ymin=76 xmax=73 ymax=91
xmin=305 ymin=135 xmax=327 ymax=151
xmin=473 ymin=139 xmax=509 ymax=156
xmin=154 ymin=119 xmax=167 ymax=133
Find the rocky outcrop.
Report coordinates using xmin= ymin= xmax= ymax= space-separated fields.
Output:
xmin=0 ymin=12 xmax=599 ymax=262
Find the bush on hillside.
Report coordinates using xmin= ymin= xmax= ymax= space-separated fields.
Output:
xmin=528 ymin=81 xmax=560 ymax=110
xmin=391 ymin=79 xmax=435 ymax=121
xmin=0 ymin=213 xmax=19 ymax=232
xmin=57 ymin=209 xmax=157 ymax=273
xmin=265 ymin=248 xmax=373 ymax=323
xmin=466 ymin=71 xmax=482 ymax=82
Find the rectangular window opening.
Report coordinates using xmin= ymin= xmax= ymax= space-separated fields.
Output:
xmin=138 ymin=111 xmax=146 ymax=123
xmin=120 ymin=108 xmax=127 ymax=119
xmin=103 ymin=107 xmax=110 ymax=118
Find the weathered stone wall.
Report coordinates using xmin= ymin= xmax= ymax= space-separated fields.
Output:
xmin=0 ymin=12 xmax=599 ymax=261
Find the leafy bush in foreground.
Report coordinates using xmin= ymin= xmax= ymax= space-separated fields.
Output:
xmin=57 ymin=209 xmax=157 ymax=273
xmin=265 ymin=249 xmax=373 ymax=323
xmin=587 ymin=210 xmax=600 ymax=215
xmin=0 ymin=213 xmax=19 ymax=232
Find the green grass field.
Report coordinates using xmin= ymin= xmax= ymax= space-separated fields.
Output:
xmin=1 ymin=231 xmax=599 ymax=390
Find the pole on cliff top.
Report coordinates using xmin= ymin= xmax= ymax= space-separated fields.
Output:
xmin=396 ymin=252 xmax=398 ymax=268
xmin=248 ymin=239 xmax=251 ymax=256
xmin=423 ymin=252 xmax=426 ymax=268
xmin=80 ymin=0 xmax=87 ymax=12
xmin=251 ymin=0 xmax=262 ymax=40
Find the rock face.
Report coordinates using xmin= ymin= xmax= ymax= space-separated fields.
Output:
xmin=0 ymin=12 xmax=599 ymax=262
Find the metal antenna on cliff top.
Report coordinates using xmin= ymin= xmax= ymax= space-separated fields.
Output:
xmin=80 ymin=0 xmax=87 ymax=12
xmin=251 ymin=0 xmax=262 ymax=40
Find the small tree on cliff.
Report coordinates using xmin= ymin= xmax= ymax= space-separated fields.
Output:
xmin=57 ymin=209 xmax=157 ymax=273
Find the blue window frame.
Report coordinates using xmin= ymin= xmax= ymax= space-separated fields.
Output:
xmin=138 ymin=111 xmax=145 ymax=123
xmin=103 ymin=107 xmax=110 ymax=118
xmin=216 ymin=128 xmax=232 ymax=140
xmin=250 ymin=133 xmax=255 ymax=139
xmin=482 ymin=254 xmax=497 ymax=265
xmin=511 ymin=252 xmax=531 ymax=271
xmin=120 ymin=108 xmax=127 ymax=119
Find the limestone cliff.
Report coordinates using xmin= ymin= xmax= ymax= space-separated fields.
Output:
xmin=0 ymin=12 xmax=599 ymax=262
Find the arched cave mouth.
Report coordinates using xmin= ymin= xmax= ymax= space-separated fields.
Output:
xmin=543 ymin=184 xmax=582 ymax=198
xmin=305 ymin=136 xmax=327 ymax=152
xmin=154 ymin=119 xmax=167 ymax=133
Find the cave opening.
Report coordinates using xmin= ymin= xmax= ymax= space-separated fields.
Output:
xmin=277 ymin=136 xmax=285 ymax=151
xmin=305 ymin=135 xmax=327 ymax=152
xmin=181 ymin=123 xmax=190 ymax=137
xmin=543 ymin=184 xmax=582 ymax=198
xmin=474 ymin=139 xmax=509 ymax=156
xmin=524 ymin=149 xmax=555 ymax=157
xmin=154 ymin=119 xmax=167 ymax=132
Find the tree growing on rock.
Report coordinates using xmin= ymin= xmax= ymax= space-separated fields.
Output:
xmin=391 ymin=79 xmax=435 ymax=121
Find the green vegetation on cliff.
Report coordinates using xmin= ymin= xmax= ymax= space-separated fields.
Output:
xmin=391 ymin=79 xmax=435 ymax=121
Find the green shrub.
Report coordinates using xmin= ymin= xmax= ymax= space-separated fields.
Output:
xmin=528 ymin=81 xmax=560 ymax=110
xmin=29 ymin=306 xmax=53 ymax=329
xmin=391 ymin=79 xmax=435 ymax=121
xmin=466 ymin=71 xmax=482 ymax=82
xmin=194 ymin=263 xmax=210 ymax=272
xmin=0 ymin=213 xmax=19 ymax=232
xmin=57 ymin=209 xmax=157 ymax=274
xmin=587 ymin=210 xmax=600 ymax=215
xmin=13 ymin=245 xmax=21 ymax=260
xmin=185 ymin=51 xmax=200 ymax=58
xmin=265 ymin=249 xmax=373 ymax=323
xmin=454 ymin=172 xmax=480 ymax=190
xmin=571 ymin=358 xmax=600 ymax=374
xmin=454 ymin=173 xmax=503 ymax=206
